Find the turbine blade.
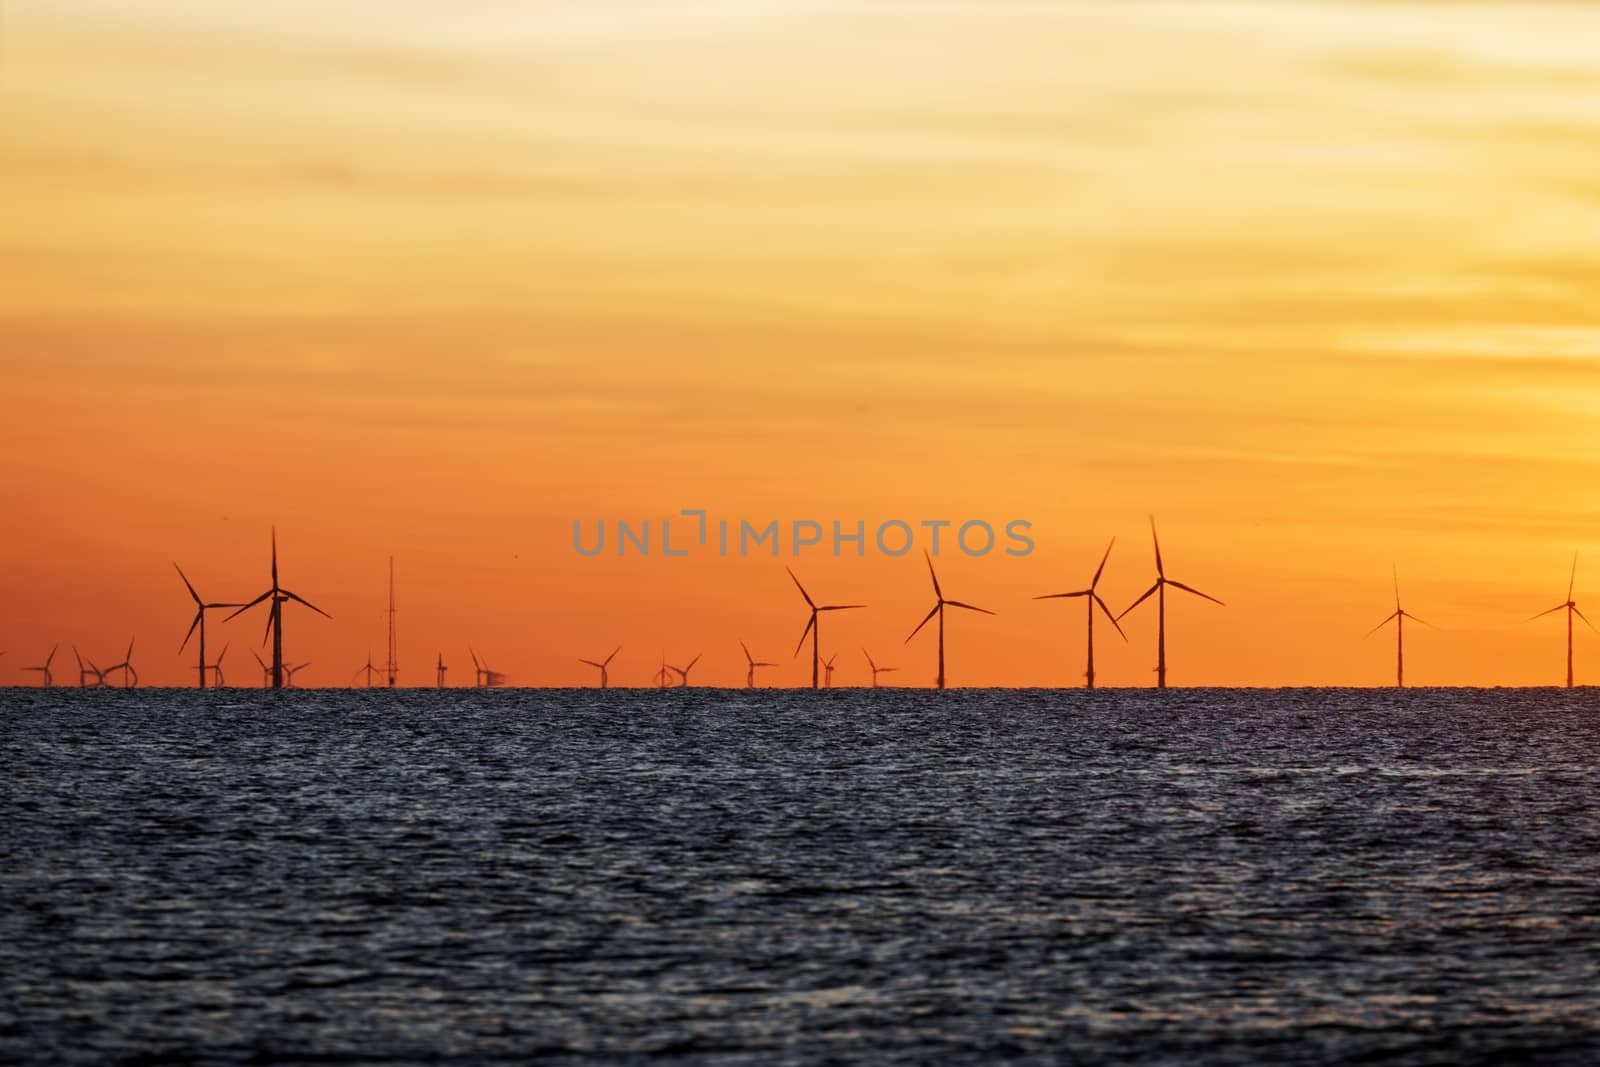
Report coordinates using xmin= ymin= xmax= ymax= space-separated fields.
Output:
xmin=1570 ymin=551 xmax=1579 ymax=603
xmin=1526 ymin=604 xmax=1568 ymax=622
xmin=786 ymin=566 xmax=815 ymax=609
xmin=223 ymin=591 xmax=272 ymax=622
xmin=251 ymin=649 xmax=267 ymax=669
xmin=1092 ymin=537 xmax=1115 ymax=589
xmin=1095 ymin=594 xmax=1128 ymax=640
xmin=604 ymin=646 xmax=620 ymax=666
xmin=1365 ymin=611 xmax=1400 ymax=638
xmin=1406 ymin=612 xmax=1436 ymax=629
xmin=179 ymin=610 xmax=203 ymax=653
xmin=945 ymin=599 xmax=995 ymax=615
xmin=924 ymin=549 xmax=942 ymax=599
xmin=270 ymin=526 xmax=279 ymax=585
xmin=173 ymin=562 xmax=201 ymax=606
xmin=1034 ymin=590 xmax=1090 ymax=600
xmin=1575 ymin=604 xmax=1599 ymax=634
xmin=793 ymin=614 xmax=816 ymax=657
xmin=1167 ymin=579 xmax=1224 ymax=606
xmin=281 ymin=590 xmax=331 ymax=619
xmin=1149 ymin=516 xmax=1164 ymax=577
xmin=818 ymin=604 xmax=866 ymax=611
xmin=906 ymin=602 xmax=940 ymax=643
xmin=863 ymin=648 xmax=876 ymax=670
xmin=1393 ymin=564 xmax=1401 ymax=612
xmin=1117 ymin=582 xmax=1161 ymax=622
xmin=740 ymin=639 xmax=753 ymax=665
xmin=578 ymin=659 xmax=602 ymax=668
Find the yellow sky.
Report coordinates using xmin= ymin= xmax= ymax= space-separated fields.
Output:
xmin=3 ymin=1 xmax=1599 ymax=687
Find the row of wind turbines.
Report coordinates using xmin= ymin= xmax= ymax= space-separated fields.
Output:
xmin=7 ymin=520 xmax=1595 ymax=689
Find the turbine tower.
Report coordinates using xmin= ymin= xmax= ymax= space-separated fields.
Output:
xmin=385 ymin=556 xmax=398 ymax=688
xmin=103 ymin=638 xmax=139 ymax=689
xmin=1529 ymin=552 xmax=1595 ymax=688
xmin=580 ymin=646 xmax=621 ymax=688
xmin=906 ymin=551 xmax=995 ymax=690
xmin=23 ymin=644 xmax=58 ymax=688
xmin=176 ymin=563 xmax=240 ymax=689
xmin=226 ymin=528 xmax=331 ymax=689
xmin=1117 ymin=518 xmax=1223 ymax=689
xmin=436 ymin=653 xmax=448 ymax=688
xmin=863 ymin=648 xmax=897 ymax=687
xmin=741 ymin=641 xmax=776 ymax=688
xmin=1367 ymin=566 xmax=1432 ymax=688
xmin=1034 ymin=538 xmax=1126 ymax=688
xmin=668 ymin=653 xmax=702 ymax=688
xmin=788 ymin=567 xmax=865 ymax=689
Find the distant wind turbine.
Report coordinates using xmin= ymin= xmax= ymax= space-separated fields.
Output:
xmin=353 ymin=649 xmax=381 ymax=688
xmin=73 ymin=647 xmax=105 ymax=688
xmin=823 ymin=653 xmax=837 ymax=688
xmin=251 ymin=649 xmax=272 ymax=687
xmin=740 ymin=641 xmax=776 ymax=688
xmin=1366 ymin=566 xmax=1432 ymax=688
xmin=653 ymin=651 xmax=671 ymax=689
xmin=1118 ymin=518 xmax=1223 ymax=689
xmin=1529 ymin=552 xmax=1596 ymax=689
xmin=580 ymin=646 xmax=621 ymax=688
xmin=207 ymin=642 xmax=231 ymax=687
xmin=283 ymin=662 xmax=311 ymax=688
xmin=789 ymin=567 xmax=865 ymax=689
xmin=225 ymin=528 xmax=331 ymax=689
xmin=23 ymin=644 xmax=58 ymax=688
xmin=1035 ymin=538 xmax=1126 ymax=688
xmin=470 ymin=648 xmax=506 ymax=688
xmin=436 ymin=653 xmax=448 ymax=688
xmin=175 ymin=563 xmax=240 ymax=689
xmin=668 ymin=653 xmax=702 ymax=688
xmin=103 ymin=637 xmax=139 ymax=689
xmin=906 ymin=551 xmax=995 ymax=690
xmin=863 ymin=648 xmax=897 ymax=687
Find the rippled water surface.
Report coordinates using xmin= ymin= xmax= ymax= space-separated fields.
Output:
xmin=4 ymin=687 xmax=1600 ymax=1064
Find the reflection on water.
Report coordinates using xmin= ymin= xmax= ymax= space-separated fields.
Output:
xmin=3 ymin=687 xmax=1599 ymax=1063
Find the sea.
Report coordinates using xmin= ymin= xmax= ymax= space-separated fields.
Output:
xmin=3 ymin=687 xmax=1599 ymax=1065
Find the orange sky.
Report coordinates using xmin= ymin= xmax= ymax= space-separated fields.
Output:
xmin=3 ymin=1 xmax=1599 ymax=688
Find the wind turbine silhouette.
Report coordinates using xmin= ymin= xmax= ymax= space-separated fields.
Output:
xmin=653 ymin=651 xmax=671 ymax=689
xmin=176 ymin=564 xmax=240 ymax=689
xmin=1035 ymin=538 xmax=1126 ymax=688
xmin=103 ymin=638 xmax=139 ymax=689
xmin=788 ymin=567 xmax=865 ymax=689
xmin=436 ymin=653 xmax=448 ymax=688
xmin=579 ymin=646 xmax=621 ymax=688
xmin=73 ymin=647 xmax=105 ymax=688
xmin=1529 ymin=552 xmax=1595 ymax=688
xmin=283 ymin=662 xmax=311 ymax=688
xmin=23 ymin=644 xmax=58 ymax=687
xmin=906 ymin=551 xmax=995 ymax=690
xmin=353 ymin=649 xmax=381 ymax=688
xmin=863 ymin=648 xmax=897 ymax=687
xmin=1366 ymin=566 xmax=1432 ymax=688
xmin=225 ymin=528 xmax=331 ymax=689
xmin=1118 ymin=518 xmax=1223 ymax=689
xmin=251 ymin=649 xmax=272 ymax=687
xmin=740 ymin=641 xmax=776 ymax=688
xmin=823 ymin=653 xmax=837 ymax=688
xmin=207 ymin=642 xmax=231 ymax=687
xmin=668 ymin=653 xmax=702 ymax=687
xmin=470 ymin=649 xmax=506 ymax=688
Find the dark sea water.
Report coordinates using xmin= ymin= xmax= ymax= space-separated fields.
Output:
xmin=3 ymin=687 xmax=1600 ymax=1065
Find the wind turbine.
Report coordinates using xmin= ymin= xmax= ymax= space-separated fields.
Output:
xmin=175 ymin=563 xmax=241 ymax=689
xmin=579 ymin=646 xmax=621 ymax=688
xmin=207 ymin=642 xmax=231 ymax=687
xmin=1035 ymin=538 xmax=1127 ymax=688
xmin=23 ymin=644 xmax=58 ymax=687
xmin=863 ymin=648 xmax=897 ymax=687
xmin=1117 ymin=518 xmax=1223 ymax=689
xmin=73 ymin=647 xmax=105 ymax=688
xmin=225 ymin=527 xmax=331 ymax=689
xmin=653 ymin=651 xmax=671 ymax=689
xmin=102 ymin=637 xmax=139 ymax=689
xmin=436 ymin=653 xmax=448 ymax=688
xmin=823 ymin=653 xmax=837 ymax=688
xmin=1366 ymin=566 xmax=1432 ymax=688
xmin=470 ymin=648 xmax=506 ymax=688
xmin=740 ymin=641 xmax=776 ymax=688
xmin=1529 ymin=552 xmax=1596 ymax=688
xmin=353 ymin=649 xmax=381 ymax=688
xmin=788 ymin=567 xmax=865 ymax=689
xmin=906 ymin=551 xmax=995 ymax=690
xmin=668 ymin=653 xmax=702 ymax=687
xmin=251 ymin=649 xmax=272 ymax=687
xmin=283 ymin=662 xmax=311 ymax=688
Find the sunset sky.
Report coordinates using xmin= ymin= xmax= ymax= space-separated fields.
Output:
xmin=3 ymin=1 xmax=1599 ymax=688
